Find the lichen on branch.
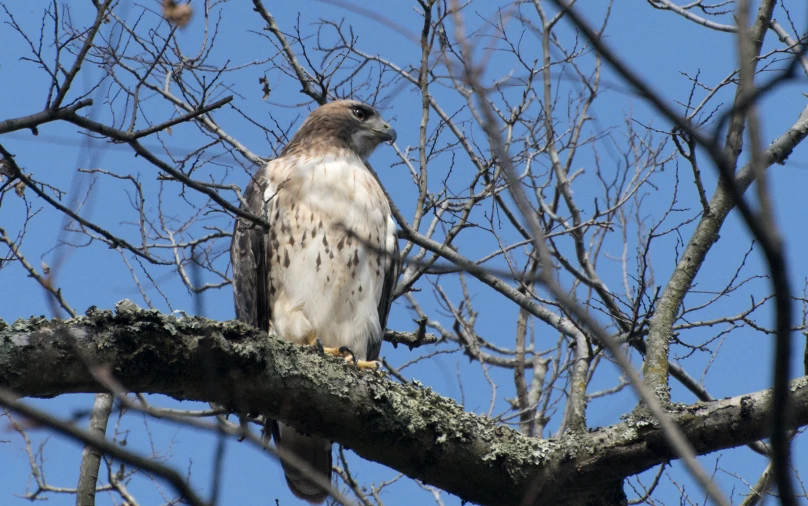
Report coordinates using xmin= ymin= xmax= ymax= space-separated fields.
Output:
xmin=1 ymin=301 xmax=807 ymax=506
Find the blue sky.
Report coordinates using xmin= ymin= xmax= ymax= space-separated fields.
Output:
xmin=1 ymin=1 xmax=807 ymax=505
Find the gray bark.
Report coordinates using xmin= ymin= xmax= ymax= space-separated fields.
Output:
xmin=75 ymin=393 xmax=113 ymax=506
xmin=1 ymin=302 xmax=807 ymax=506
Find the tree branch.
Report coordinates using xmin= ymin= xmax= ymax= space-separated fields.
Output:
xmin=75 ymin=393 xmax=114 ymax=506
xmin=1 ymin=304 xmax=807 ymax=506
xmin=0 ymin=99 xmax=93 ymax=135
xmin=251 ymin=0 xmax=327 ymax=105
xmin=0 ymin=390 xmax=206 ymax=506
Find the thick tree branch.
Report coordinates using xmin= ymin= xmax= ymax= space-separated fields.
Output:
xmin=1 ymin=305 xmax=807 ymax=506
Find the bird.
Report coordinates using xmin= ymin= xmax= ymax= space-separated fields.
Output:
xmin=231 ymin=100 xmax=400 ymax=503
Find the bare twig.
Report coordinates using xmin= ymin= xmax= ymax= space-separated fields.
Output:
xmin=0 ymin=390 xmax=208 ymax=506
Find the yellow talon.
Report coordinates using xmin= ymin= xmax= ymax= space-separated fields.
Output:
xmin=320 ymin=345 xmax=344 ymax=358
xmin=354 ymin=359 xmax=380 ymax=371
xmin=318 ymin=344 xmax=380 ymax=371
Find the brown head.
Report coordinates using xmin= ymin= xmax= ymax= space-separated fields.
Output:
xmin=280 ymin=100 xmax=396 ymax=160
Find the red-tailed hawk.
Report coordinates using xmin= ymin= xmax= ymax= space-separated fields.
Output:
xmin=231 ymin=100 xmax=399 ymax=503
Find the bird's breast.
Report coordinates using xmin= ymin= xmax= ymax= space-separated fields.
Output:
xmin=264 ymin=153 xmax=393 ymax=356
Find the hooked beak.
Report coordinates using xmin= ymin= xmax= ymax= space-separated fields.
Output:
xmin=377 ymin=125 xmax=397 ymax=144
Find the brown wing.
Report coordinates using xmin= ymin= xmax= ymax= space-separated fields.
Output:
xmin=231 ymin=168 xmax=273 ymax=332
xmin=367 ymin=227 xmax=400 ymax=362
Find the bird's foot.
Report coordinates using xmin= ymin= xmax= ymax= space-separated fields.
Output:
xmin=339 ymin=345 xmax=380 ymax=370
xmin=338 ymin=346 xmax=358 ymax=365
xmin=319 ymin=344 xmax=380 ymax=371
xmin=319 ymin=343 xmax=344 ymax=358
xmin=354 ymin=359 xmax=381 ymax=371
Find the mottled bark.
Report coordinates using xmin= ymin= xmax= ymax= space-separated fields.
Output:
xmin=1 ymin=303 xmax=807 ymax=506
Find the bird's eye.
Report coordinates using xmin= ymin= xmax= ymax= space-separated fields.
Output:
xmin=352 ymin=108 xmax=368 ymax=121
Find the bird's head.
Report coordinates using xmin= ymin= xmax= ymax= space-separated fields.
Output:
xmin=284 ymin=100 xmax=397 ymax=161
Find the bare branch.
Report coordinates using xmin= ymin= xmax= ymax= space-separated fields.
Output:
xmin=0 ymin=390 xmax=207 ymax=506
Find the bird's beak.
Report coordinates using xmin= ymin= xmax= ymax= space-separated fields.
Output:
xmin=377 ymin=124 xmax=397 ymax=144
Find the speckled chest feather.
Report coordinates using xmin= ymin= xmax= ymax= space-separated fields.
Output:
xmin=258 ymin=149 xmax=396 ymax=360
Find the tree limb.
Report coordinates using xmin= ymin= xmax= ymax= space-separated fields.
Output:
xmin=0 ymin=99 xmax=93 ymax=135
xmin=75 ymin=393 xmax=114 ymax=506
xmin=1 ymin=304 xmax=807 ymax=506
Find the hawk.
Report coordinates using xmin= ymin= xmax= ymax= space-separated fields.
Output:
xmin=231 ymin=100 xmax=399 ymax=503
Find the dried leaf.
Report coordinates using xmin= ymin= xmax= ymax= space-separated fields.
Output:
xmin=162 ymin=0 xmax=192 ymax=27
xmin=259 ymin=76 xmax=271 ymax=100
xmin=14 ymin=180 xmax=25 ymax=198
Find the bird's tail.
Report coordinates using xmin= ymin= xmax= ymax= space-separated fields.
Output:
xmin=272 ymin=421 xmax=332 ymax=504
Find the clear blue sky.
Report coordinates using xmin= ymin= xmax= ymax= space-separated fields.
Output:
xmin=1 ymin=1 xmax=807 ymax=504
